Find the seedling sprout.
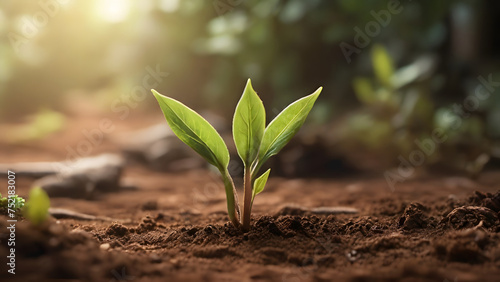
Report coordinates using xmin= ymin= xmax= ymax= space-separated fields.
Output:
xmin=152 ymin=79 xmax=322 ymax=231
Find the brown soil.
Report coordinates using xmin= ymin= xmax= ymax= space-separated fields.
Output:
xmin=1 ymin=115 xmax=500 ymax=282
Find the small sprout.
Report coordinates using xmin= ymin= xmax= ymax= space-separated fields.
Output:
xmin=0 ymin=193 xmax=25 ymax=216
xmin=24 ymin=187 xmax=50 ymax=225
xmin=152 ymin=79 xmax=322 ymax=231
xmin=371 ymin=44 xmax=395 ymax=88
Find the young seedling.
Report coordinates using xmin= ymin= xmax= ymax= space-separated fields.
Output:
xmin=0 ymin=193 xmax=25 ymax=213
xmin=24 ymin=187 xmax=50 ymax=225
xmin=152 ymin=79 xmax=322 ymax=231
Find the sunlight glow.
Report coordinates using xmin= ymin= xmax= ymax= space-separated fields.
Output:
xmin=95 ymin=0 xmax=131 ymax=23
xmin=159 ymin=0 xmax=180 ymax=13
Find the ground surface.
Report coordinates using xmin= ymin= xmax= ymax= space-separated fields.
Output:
xmin=1 ymin=114 xmax=499 ymax=282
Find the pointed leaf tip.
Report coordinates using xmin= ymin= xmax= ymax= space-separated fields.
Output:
xmin=233 ymin=79 xmax=266 ymax=166
xmin=257 ymin=87 xmax=322 ymax=164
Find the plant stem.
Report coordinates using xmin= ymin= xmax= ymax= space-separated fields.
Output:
xmin=251 ymin=160 xmax=261 ymax=180
xmin=221 ymin=169 xmax=241 ymax=228
xmin=242 ymin=166 xmax=252 ymax=231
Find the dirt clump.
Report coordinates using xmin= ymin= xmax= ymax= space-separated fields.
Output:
xmin=441 ymin=206 xmax=499 ymax=229
xmin=468 ymin=191 xmax=500 ymax=213
xmin=3 ymin=163 xmax=500 ymax=281
xmin=398 ymin=202 xmax=433 ymax=230
xmin=106 ymin=223 xmax=129 ymax=237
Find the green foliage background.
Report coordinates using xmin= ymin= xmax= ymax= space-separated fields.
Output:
xmin=1 ymin=0 xmax=499 ymax=170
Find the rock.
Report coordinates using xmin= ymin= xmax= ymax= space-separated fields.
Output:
xmin=31 ymin=154 xmax=125 ymax=198
xmin=49 ymin=208 xmax=128 ymax=223
xmin=274 ymin=205 xmax=359 ymax=217
xmin=0 ymin=154 xmax=127 ymax=198
xmin=100 ymin=243 xmax=110 ymax=250
xmin=114 ymin=115 xmax=226 ymax=172
xmin=310 ymin=206 xmax=359 ymax=215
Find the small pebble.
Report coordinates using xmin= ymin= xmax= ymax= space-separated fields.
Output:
xmin=346 ymin=250 xmax=360 ymax=262
xmin=100 ymin=243 xmax=110 ymax=250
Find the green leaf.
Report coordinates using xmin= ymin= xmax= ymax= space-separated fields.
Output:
xmin=25 ymin=187 xmax=50 ymax=225
xmin=371 ymin=44 xmax=394 ymax=87
xmin=353 ymin=77 xmax=375 ymax=104
xmin=258 ymin=87 xmax=322 ymax=165
xmin=152 ymin=90 xmax=230 ymax=171
xmin=0 ymin=194 xmax=25 ymax=210
xmin=12 ymin=195 xmax=25 ymax=210
xmin=252 ymin=168 xmax=270 ymax=204
xmin=233 ymin=79 xmax=266 ymax=166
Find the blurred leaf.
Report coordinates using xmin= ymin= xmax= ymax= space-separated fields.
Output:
xmin=465 ymin=153 xmax=490 ymax=178
xmin=6 ymin=109 xmax=66 ymax=143
xmin=391 ymin=55 xmax=437 ymax=89
xmin=371 ymin=44 xmax=395 ymax=87
xmin=434 ymin=108 xmax=457 ymax=132
xmin=24 ymin=187 xmax=50 ymax=226
xmin=398 ymin=90 xmax=433 ymax=127
xmin=353 ymin=77 xmax=376 ymax=104
xmin=376 ymin=88 xmax=394 ymax=104
xmin=32 ymin=109 xmax=66 ymax=132
xmin=280 ymin=0 xmax=307 ymax=23
xmin=152 ymin=90 xmax=230 ymax=171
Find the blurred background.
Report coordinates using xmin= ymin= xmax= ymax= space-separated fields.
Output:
xmin=1 ymin=0 xmax=499 ymax=177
